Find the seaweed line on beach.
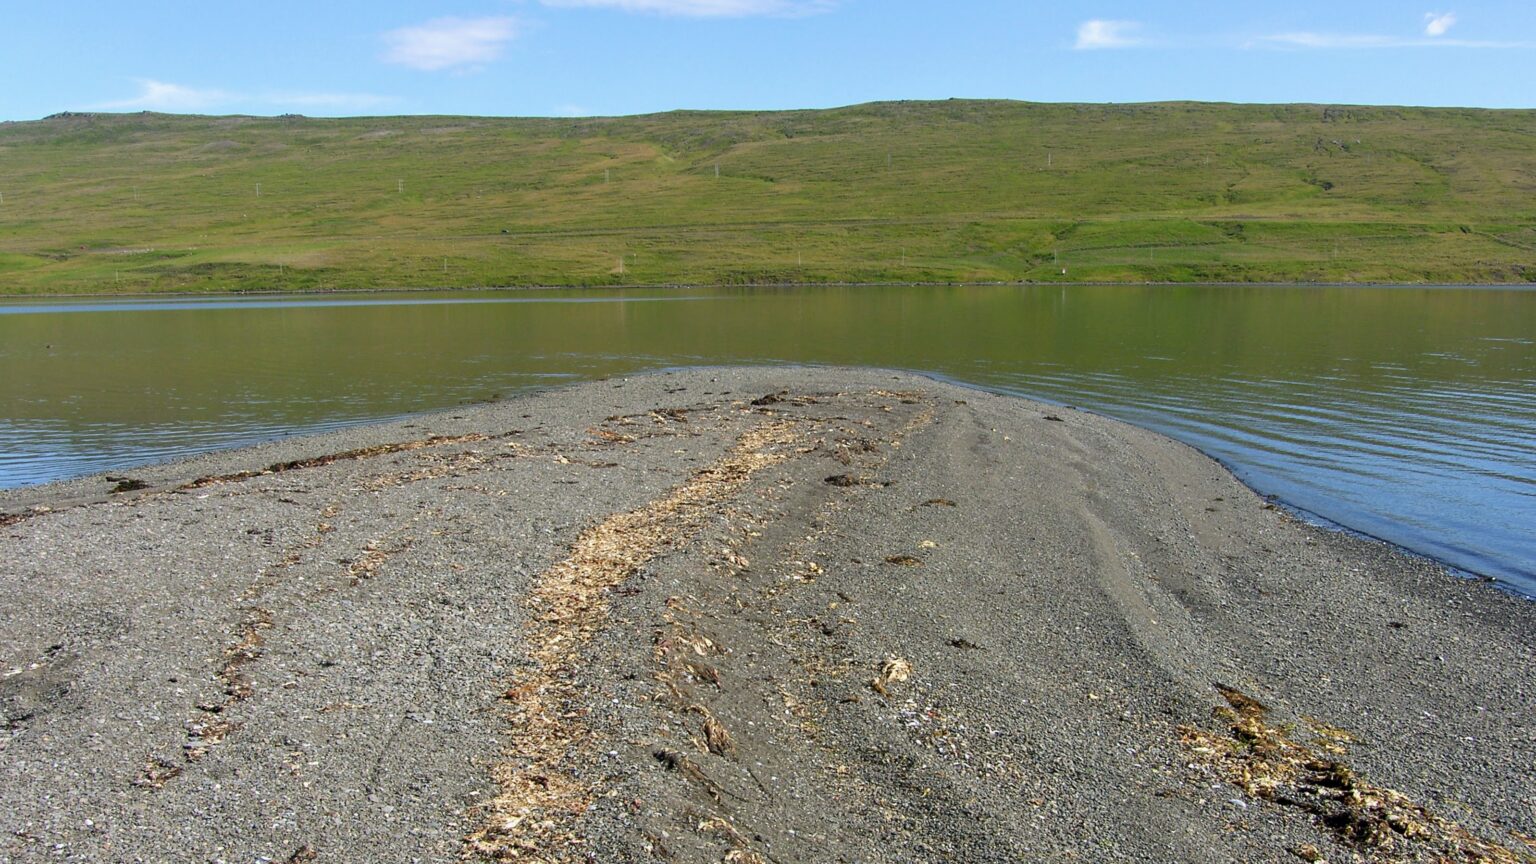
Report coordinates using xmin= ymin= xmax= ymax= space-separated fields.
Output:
xmin=147 ymin=492 xmax=435 ymax=785
xmin=619 ymin=394 xmax=936 ymax=863
xmin=181 ymin=433 xmax=499 ymax=490
xmin=0 ymin=432 xmax=507 ymax=533
xmin=465 ymin=418 xmax=808 ymax=861
xmin=1180 ymin=686 xmax=1536 ymax=864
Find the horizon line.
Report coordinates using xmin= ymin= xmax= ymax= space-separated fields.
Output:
xmin=10 ymin=95 xmax=1536 ymax=124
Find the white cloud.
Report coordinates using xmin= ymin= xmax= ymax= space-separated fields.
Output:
xmin=97 ymin=79 xmax=232 ymax=111
xmin=539 ymin=0 xmax=832 ymax=17
xmin=552 ymin=104 xmax=593 ymax=117
xmin=382 ymin=16 xmax=517 ymax=71
xmin=1074 ymin=19 xmax=1141 ymax=50
xmin=1424 ymin=12 xmax=1457 ymax=36
xmin=1259 ymin=30 xmax=1522 ymax=49
xmin=1263 ymin=32 xmax=1396 ymax=49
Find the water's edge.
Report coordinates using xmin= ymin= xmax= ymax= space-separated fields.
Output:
xmin=5 ymin=279 xmax=1535 ymax=303
xmin=3 ymin=363 xmax=1526 ymax=601
xmin=5 ymin=284 xmax=1530 ymax=591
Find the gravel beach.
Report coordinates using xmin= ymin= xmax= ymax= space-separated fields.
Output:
xmin=2 ymin=366 xmax=1531 ymax=863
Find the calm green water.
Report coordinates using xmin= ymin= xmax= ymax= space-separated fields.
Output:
xmin=1 ymin=285 xmax=1532 ymax=592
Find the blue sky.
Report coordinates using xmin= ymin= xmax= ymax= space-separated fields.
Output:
xmin=3 ymin=1 xmax=1533 ymax=120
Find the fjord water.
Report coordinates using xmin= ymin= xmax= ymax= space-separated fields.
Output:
xmin=1 ymin=285 xmax=1532 ymax=591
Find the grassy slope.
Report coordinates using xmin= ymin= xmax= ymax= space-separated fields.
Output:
xmin=0 ymin=100 xmax=1533 ymax=294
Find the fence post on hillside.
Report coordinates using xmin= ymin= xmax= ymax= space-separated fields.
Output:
xmin=398 ymin=179 xmax=404 ymax=194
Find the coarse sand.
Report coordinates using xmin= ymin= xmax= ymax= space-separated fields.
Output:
xmin=2 ymin=367 xmax=1531 ymax=863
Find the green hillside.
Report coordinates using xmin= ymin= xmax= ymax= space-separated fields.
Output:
xmin=0 ymin=100 xmax=1533 ymax=294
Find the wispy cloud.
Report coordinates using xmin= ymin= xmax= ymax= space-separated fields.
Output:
xmin=93 ymin=80 xmax=390 ymax=113
xmin=1074 ymin=19 xmax=1142 ymax=50
xmin=1255 ymin=11 xmax=1533 ymax=49
xmin=1262 ymin=32 xmax=1398 ymax=49
xmin=1259 ymin=30 xmax=1523 ymax=49
xmin=96 ymin=79 xmax=233 ymax=111
xmin=539 ymin=0 xmax=833 ymax=17
xmin=381 ymin=16 xmax=517 ymax=71
xmin=1424 ymin=11 xmax=1457 ymax=36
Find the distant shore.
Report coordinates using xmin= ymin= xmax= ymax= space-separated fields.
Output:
xmin=2 ymin=367 xmax=1531 ymax=862
xmin=5 ymin=278 xmax=1535 ymax=303
xmin=6 ymin=102 xmax=1536 ymax=295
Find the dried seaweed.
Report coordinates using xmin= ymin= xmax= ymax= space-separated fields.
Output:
xmin=689 ymin=704 xmax=736 ymax=757
xmin=219 ymin=607 xmax=275 ymax=701
xmin=1180 ymin=686 xmax=1534 ymax=863
xmin=182 ymin=433 xmax=492 ymax=489
xmin=467 ymin=421 xmax=806 ymax=861
xmin=346 ymin=539 xmax=414 ymax=584
xmin=871 ymin=656 xmax=913 ymax=697
xmin=132 ymin=757 xmax=182 ymax=789
xmin=586 ymin=427 xmax=637 ymax=445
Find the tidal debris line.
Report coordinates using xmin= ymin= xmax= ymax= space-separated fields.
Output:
xmin=1180 ymin=687 xmax=1536 ymax=864
xmin=466 ymin=420 xmax=805 ymax=860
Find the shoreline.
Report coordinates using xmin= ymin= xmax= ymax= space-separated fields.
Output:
xmin=910 ymin=369 xmax=1517 ymax=599
xmin=3 ymin=278 xmax=1535 ymax=303
xmin=2 ymin=367 xmax=1532 ymax=862
xmin=2 ymin=364 xmax=1521 ymax=601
